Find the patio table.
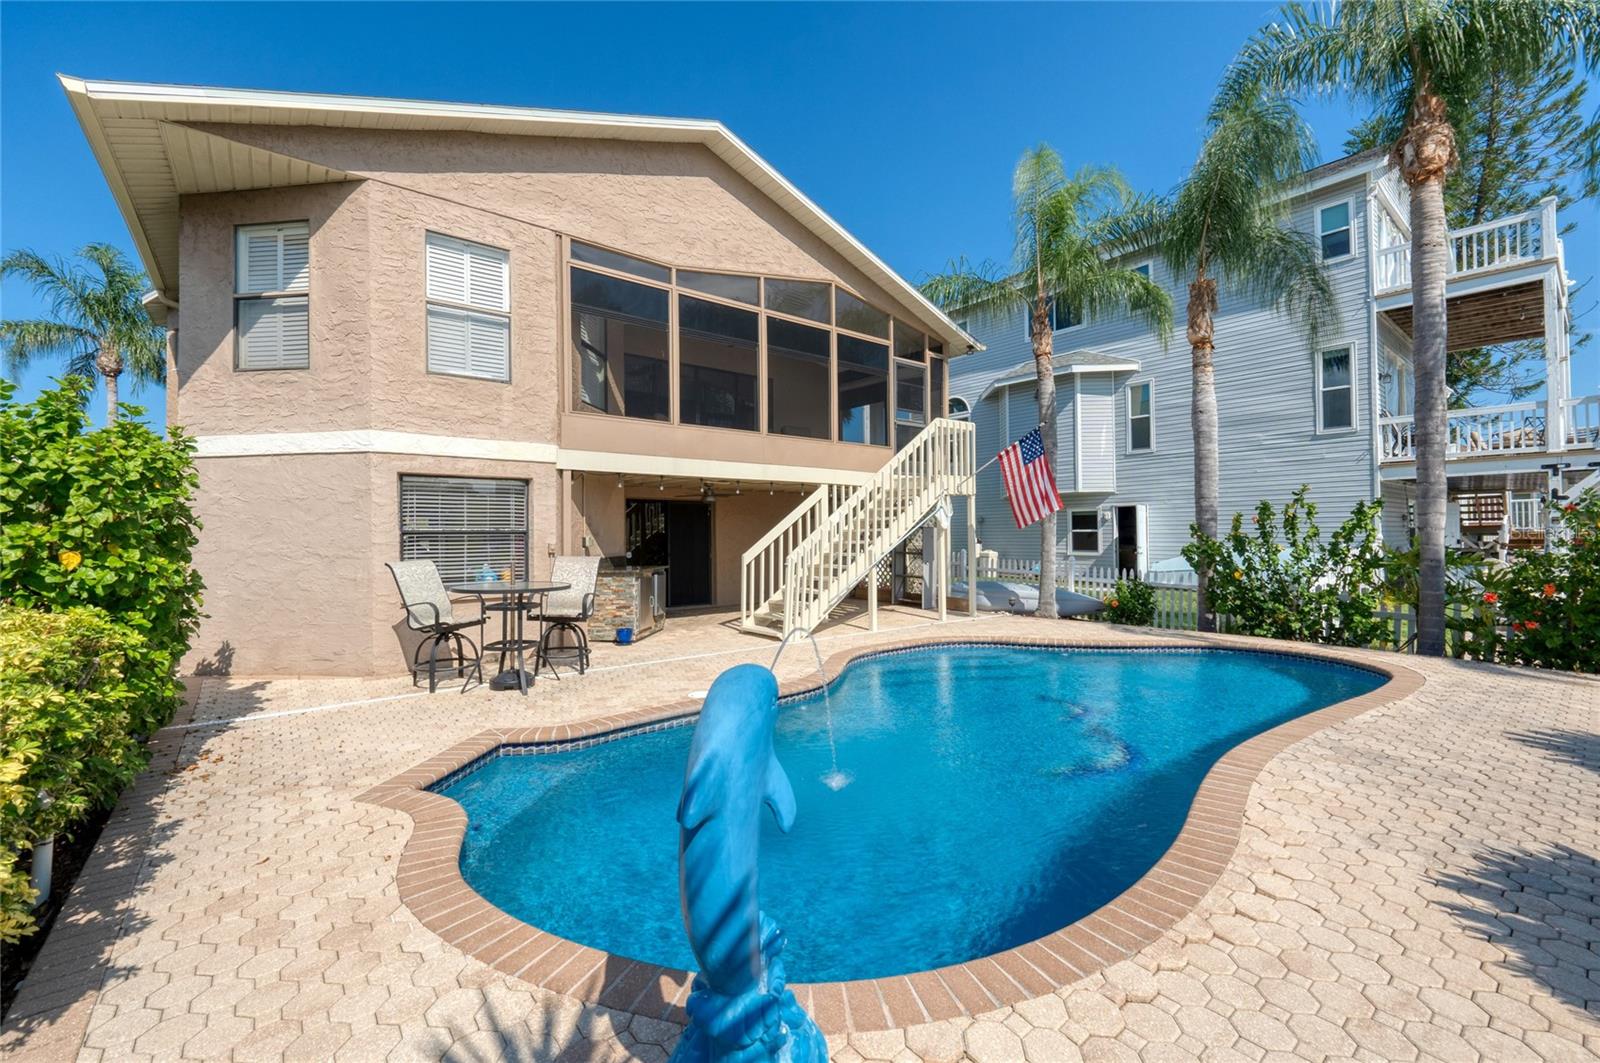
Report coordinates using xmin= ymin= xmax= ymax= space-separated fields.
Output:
xmin=448 ymin=580 xmax=569 ymax=694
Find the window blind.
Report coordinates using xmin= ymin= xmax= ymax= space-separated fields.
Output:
xmin=426 ymin=233 xmax=510 ymax=380
xmin=399 ymin=476 xmax=528 ymax=585
xmin=237 ymin=297 xmax=311 ymax=370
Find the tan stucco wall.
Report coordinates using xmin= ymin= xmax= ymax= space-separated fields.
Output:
xmin=185 ymin=452 xmax=560 ymax=677
xmin=172 ymin=124 xmax=942 ymax=675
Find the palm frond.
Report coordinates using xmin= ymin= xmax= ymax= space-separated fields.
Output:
xmin=919 ymin=257 xmax=1025 ymax=317
xmin=0 ymin=319 xmax=94 ymax=375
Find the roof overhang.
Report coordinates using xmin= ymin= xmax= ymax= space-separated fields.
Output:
xmin=59 ymin=75 xmax=980 ymax=354
xmin=982 ymin=356 xmax=1140 ymax=397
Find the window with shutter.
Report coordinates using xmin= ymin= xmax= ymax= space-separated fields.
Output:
xmin=425 ymin=233 xmax=511 ymax=382
xmin=399 ymin=476 xmax=528 ymax=585
xmin=235 ymin=222 xmax=311 ymax=370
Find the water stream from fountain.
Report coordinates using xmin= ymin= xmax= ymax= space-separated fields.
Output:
xmin=772 ymin=627 xmax=851 ymax=790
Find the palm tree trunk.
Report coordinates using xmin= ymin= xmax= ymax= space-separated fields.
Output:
xmin=1034 ymin=298 xmax=1059 ymax=619
xmin=1188 ymin=276 xmax=1220 ymax=632
xmin=1400 ymin=87 xmax=1455 ymax=657
xmin=97 ymin=342 xmax=123 ymax=423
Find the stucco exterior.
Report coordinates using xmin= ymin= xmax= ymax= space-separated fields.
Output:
xmin=171 ymin=121 xmax=955 ymax=676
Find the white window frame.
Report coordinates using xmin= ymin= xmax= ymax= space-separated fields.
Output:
xmin=1066 ymin=508 xmax=1102 ymax=556
xmin=1126 ymin=378 xmax=1155 ymax=453
xmin=1316 ymin=198 xmax=1355 ymax=263
xmin=1129 ymin=260 xmax=1153 ymax=279
xmin=234 ymin=221 xmax=310 ymax=371
xmin=947 ymin=396 xmax=970 ymax=421
xmin=1315 ymin=341 xmax=1358 ymax=434
xmin=425 ymin=231 xmax=512 ymax=383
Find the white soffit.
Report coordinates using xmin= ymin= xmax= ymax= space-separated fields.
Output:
xmin=59 ymin=76 xmax=979 ymax=353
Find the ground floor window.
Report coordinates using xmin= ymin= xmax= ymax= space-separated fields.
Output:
xmin=1067 ymin=509 xmax=1101 ymax=554
xmin=399 ymin=475 xmax=528 ymax=585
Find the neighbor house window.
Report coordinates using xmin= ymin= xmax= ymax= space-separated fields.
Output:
xmin=1318 ymin=202 xmax=1352 ymax=260
xmin=1131 ymin=262 xmax=1152 ymax=278
xmin=1068 ymin=510 xmax=1100 ymax=554
xmin=947 ymin=396 xmax=970 ymax=421
xmin=235 ymin=221 xmax=310 ymax=370
xmin=679 ymin=294 xmax=759 ymax=431
xmin=1025 ymin=295 xmax=1083 ymax=340
xmin=571 ymin=266 xmax=670 ymax=420
xmin=1318 ymin=345 xmax=1355 ymax=431
xmin=1128 ymin=381 xmax=1153 ymax=451
xmin=399 ymin=475 xmax=527 ymax=585
xmin=426 ymin=233 xmax=511 ymax=381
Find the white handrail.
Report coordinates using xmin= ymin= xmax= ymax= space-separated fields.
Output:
xmin=1372 ymin=202 xmax=1555 ymax=294
xmin=739 ymin=481 xmax=853 ymax=632
xmin=778 ymin=419 xmax=975 ymax=634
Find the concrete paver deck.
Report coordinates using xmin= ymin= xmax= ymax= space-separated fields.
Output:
xmin=3 ymin=606 xmax=1597 ymax=1062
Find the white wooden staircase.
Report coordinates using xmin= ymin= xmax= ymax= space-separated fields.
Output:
xmin=739 ymin=418 xmax=976 ymax=638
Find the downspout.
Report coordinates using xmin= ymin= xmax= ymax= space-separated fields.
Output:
xmin=1364 ymin=179 xmax=1384 ymax=516
xmin=143 ymin=290 xmax=180 ymax=429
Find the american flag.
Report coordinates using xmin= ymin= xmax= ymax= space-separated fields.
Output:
xmin=998 ymin=427 xmax=1062 ymax=528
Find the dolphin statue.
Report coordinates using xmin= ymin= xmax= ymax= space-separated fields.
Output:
xmin=669 ymin=663 xmax=826 ymax=1063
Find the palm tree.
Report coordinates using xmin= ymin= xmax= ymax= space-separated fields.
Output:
xmin=1 ymin=243 xmax=165 ymax=422
xmin=1221 ymin=0 xmax=1600 ymax=654
xmin=922 ymin=148 xmax=1172 ymax=617
xmin=1159 ymin=90 xmax=1338 ymax=631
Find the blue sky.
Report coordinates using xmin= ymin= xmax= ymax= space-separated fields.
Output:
xmin=3 ymin=1 xmax=1595 ymax=428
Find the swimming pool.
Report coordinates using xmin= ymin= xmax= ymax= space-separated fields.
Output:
xmin=437 ymin=644 xmax=1383 ymax=983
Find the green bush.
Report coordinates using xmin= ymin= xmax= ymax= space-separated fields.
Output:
xmin=0 ymin=606 xmax=147 ymax=942
xmin=0 ymin=377 xmax=202 ymax=735
xmin=1461 ymin=494 xmax=1600 ymax=672
xmin=1100 ymin=578 xmax=1156 ymax=626
xmin=1182 ymin=485 xmax=1386 ymax=647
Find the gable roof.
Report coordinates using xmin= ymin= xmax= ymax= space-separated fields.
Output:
xmin=982 ymin=349 xmax=1140 ymax=395
xmin=58 ymin=76 xmax=979 ymax=352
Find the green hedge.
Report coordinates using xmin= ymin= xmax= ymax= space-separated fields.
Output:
xmin=0 ymin=377 xmax=202 ymax=736
xmin=0 ymin=606 xmax=147 ymax=942
xmin=0 ymin=377 xmax=204 ymax=941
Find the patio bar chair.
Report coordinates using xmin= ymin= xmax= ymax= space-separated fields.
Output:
xmin=386 ymin=560 xmax=485 ymax=693
xmin=534 ymin=556 xmax=600 ymax=675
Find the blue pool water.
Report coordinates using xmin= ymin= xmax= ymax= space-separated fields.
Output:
xmin=438 ymin=645 xmax=1382 ymax=982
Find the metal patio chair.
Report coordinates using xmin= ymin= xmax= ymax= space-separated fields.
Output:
xmin=533 ymin=555 xmax=600 ymax=674
xmin=386 ymin=560 xmax=485 ymax=692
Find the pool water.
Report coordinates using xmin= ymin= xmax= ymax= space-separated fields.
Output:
xmin=438 ymin=645 xmax=1382 ymax=982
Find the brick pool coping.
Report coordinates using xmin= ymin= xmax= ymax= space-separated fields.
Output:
xmin=358 ymin=634 xmax=1423 ymax=1035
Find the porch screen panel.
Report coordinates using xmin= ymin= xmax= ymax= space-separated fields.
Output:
xmin=399 ymin=476 xmax=528 ymax=585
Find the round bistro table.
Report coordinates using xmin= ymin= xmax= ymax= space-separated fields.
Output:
xmin=449 ymin=580 xmax=570 ymax=695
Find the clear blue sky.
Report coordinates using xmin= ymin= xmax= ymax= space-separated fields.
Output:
xmin=3 ymin=1 xmax=1595 ymax=429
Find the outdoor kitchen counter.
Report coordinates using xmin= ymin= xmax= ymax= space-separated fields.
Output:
xmin=589 ymin=564 xmax=667 ymax=642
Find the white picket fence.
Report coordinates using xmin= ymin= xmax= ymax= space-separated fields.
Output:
xmin=970 ymin=554 xmax=1473 ymax=656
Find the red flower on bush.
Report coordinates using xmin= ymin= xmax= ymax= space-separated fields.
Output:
xmin=1482 ymin=591 xmax=1498 ymax=604
xmin=1524 ymin=620 xmax=1540 ymax=631
xmin=1511 ymin=621 xmax=1524 ymax=633
xmin=1543 ymin=583 xmax=1558 ymax=598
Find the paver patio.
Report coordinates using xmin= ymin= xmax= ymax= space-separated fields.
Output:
xmin=3 ymin=606 xmax=1597 ymax=1062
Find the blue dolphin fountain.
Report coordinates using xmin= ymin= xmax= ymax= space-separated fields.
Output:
xmin=669 ymin=663 xmax=828 ymax=1063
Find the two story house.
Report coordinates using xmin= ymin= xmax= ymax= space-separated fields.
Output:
xmin=64 ymin=77 xmax=980 ymax=676
xmin=948 ymin=149 xmax=1593 ymax=573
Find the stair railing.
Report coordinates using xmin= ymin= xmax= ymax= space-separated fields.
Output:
xmin=739 ymin=482 xmax=854 ymax=631
xmin=781 ymin=419 xmax=975 ymax=633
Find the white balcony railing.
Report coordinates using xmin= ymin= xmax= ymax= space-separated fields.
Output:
xmin=1380 ymin=395 xmax=1600 ymax=462
xmin=1508 ymin=496 xmax=1541 ymax=532
xmin=1565 ymin=395 xmax=1600 ymax=449
xmin=1373 ymin=199 xmax=1556 ymax=294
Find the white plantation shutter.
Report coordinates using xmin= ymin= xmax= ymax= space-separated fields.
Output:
xmin=235 ymin=222 xmax=311 ymax=370
xmin=236 ymin=222 xmax=310 ymax=294
xmin=238 ymin=297 xmax=310 ymax=370
xmin=399 ymin=476 xmax=528 ymax=585
xmin=426 ymin=233 xmax=510 ymax=380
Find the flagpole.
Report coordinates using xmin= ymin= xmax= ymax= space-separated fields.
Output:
xmin=974 ymin=422 xmax=1047 ymax=477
